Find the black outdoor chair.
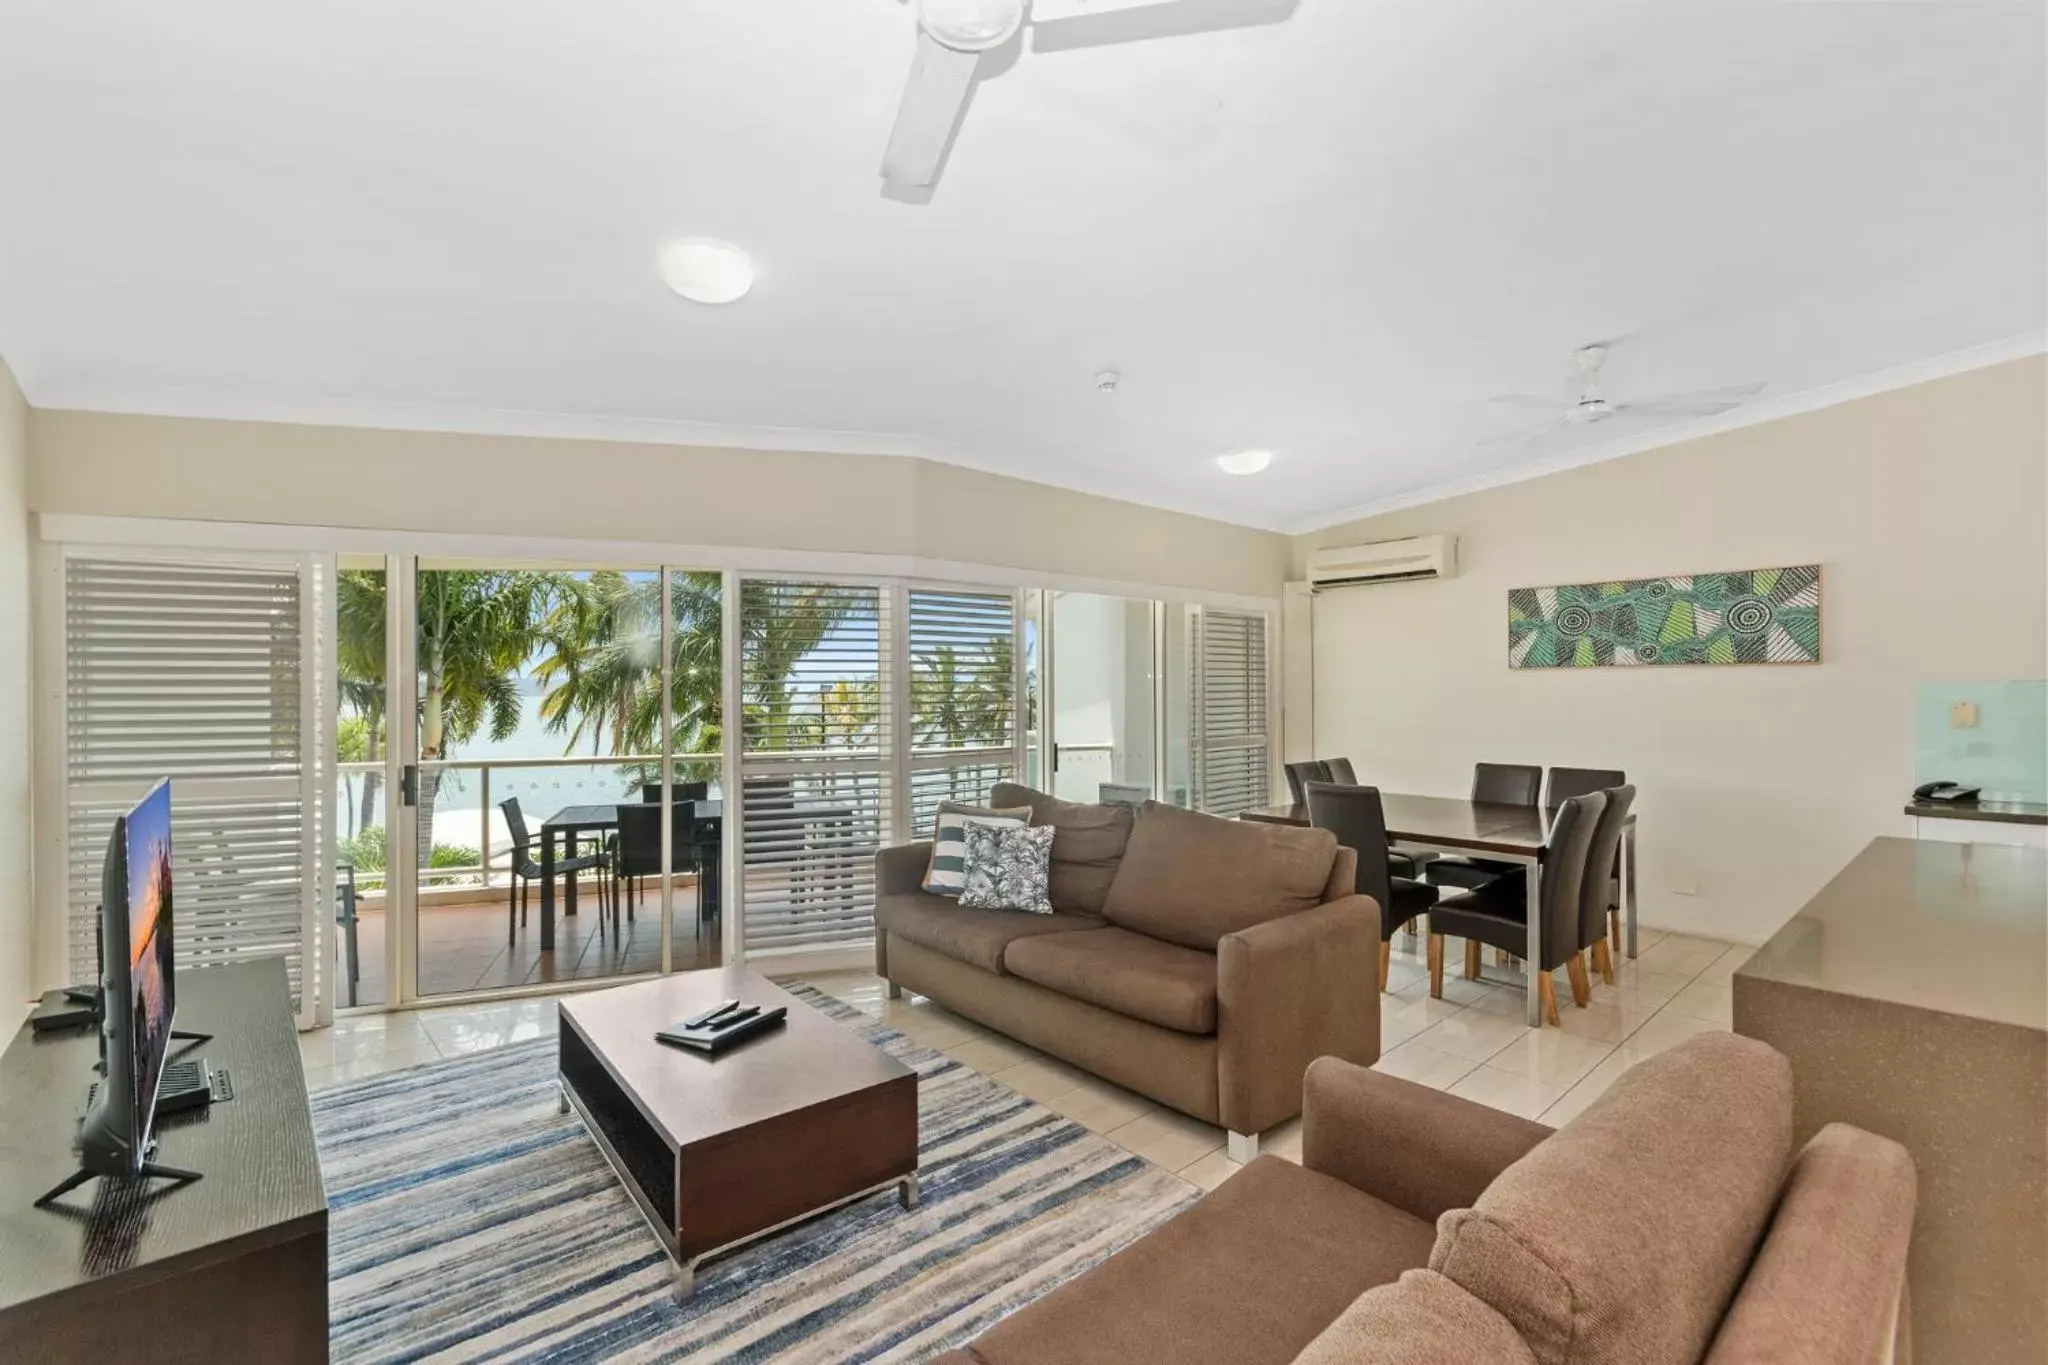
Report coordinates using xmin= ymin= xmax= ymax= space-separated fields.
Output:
xmin=500 ymin=797 xmax=608 ymax=944
xmin=612 ymin=801 xmax=717 ymax=928
xmin=641 ymin=780 xmax=710 ymax=804
xmin=336 ymin=861 xmax=360 ymax=1008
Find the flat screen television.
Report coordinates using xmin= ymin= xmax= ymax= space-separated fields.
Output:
xmin=78 ymin=778 xmax=177 ymax=1180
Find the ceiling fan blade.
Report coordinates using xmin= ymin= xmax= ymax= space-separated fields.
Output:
xmin=881 ymin=32 xmax=984 ymax=188
xmin=1613 ymin=382 xmax=1765 ymax=419
xmin=1479 ymin=417 xmax=1565 ymax=448
xmin=1029 ymin=0 xmax=1299 ymax=51
xmin=1488 ymin=393 xmax=1566 ymax=412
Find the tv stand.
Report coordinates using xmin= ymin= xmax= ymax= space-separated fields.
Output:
xmin=0 ymin=961 xmax=327 ymax=1361
xmin=32 ymin=1157 xmax=203 ymax=1209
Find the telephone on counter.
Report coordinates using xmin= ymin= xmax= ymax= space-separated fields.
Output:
xmin=1912 ymin=781 xmax=1982 ymax=804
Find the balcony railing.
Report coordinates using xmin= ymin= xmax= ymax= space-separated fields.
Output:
xmin=335 ymin=752 xmax=722 ymax=897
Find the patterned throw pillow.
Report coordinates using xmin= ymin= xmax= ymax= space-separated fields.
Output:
xmin=959 ymin=823 xmax=1056 ymax=915
xmin=923 ymin=802 xmax=1032 ymax=896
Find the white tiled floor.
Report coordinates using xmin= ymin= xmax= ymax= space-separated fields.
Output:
xmin=303 ymin=926 xmax=1748 ymax=1195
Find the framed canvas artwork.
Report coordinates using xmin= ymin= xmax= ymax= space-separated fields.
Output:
xmin=1509 ymin=565 xmax=1821 ymax=668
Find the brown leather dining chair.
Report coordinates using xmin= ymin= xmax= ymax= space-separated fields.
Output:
xmin=1546 ymin=766 xmax=1625 ymax=807
xmin=1577 ymin=783 xmax=1635 ymax=982
xmin=1548 ymin=766 xmax=1628 ymax=955
xmin=1425 ymin=762 xmax=1544 ymax=891
xmin=1284 ymin=760 xmax=1333 ymax=805
xmin=1427 ymin=790 xmax=1606 ymax=1026
xmin=1304 ymin=781 xmax=1439 ymax=992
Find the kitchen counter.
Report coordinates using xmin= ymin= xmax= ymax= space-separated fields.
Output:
xmin=1900 ymin=798 xmax=2048 ymax=826
xmin=1735 ymin=837 xmax=2046 ymax=1365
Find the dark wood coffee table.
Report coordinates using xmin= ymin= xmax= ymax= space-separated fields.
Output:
xmin=556 ymin=967 xmax=918 ymax=1300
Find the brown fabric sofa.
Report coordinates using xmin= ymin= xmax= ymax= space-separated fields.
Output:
xmin=874 ymin=784 xmax=1381 ymax=1155
xmin=935 ymin=1033 xmax=1916 ymax=1365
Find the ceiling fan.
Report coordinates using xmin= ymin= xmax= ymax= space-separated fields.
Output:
xmin=1483 ymin=344 xmax=1765 ymax=447
xmin=881 ymin=0 xmax=1300 ymax=191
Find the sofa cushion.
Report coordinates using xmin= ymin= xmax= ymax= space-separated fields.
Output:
xmin=963 ymin=1156 xmax=1437 ymax=1365
xmin=959 ymin=822 xmax=1056 ymax=914
xmin=875 ymin=889 xmax=1104 ymax=975
xmin=991 ymin=782 xmax=1135 ymax=916
xmin=1428 ymin=1032 xmax=1793 ymax=1365
xmin=1291 ymin=1271 xmax=1537 ymax=1365
xmin=924 ymin=800 xmax=1031 ymax=896
xmin=1102 ymin=801 xmax=1340 ymax=951
xmin=1004 ymin=927 xmax=1219 ymax=1034
xmin=1703 ymin=1124 xmax=1916 ymax=1365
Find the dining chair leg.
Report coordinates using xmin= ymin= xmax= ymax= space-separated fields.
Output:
xmin=1427 ymin=933 xmax=1446 ymax=999
xmin=1591 ymin=939 xmax=1614 ymax=985
xmin=1496 ymin=947 xmax=1513 ymax=967
xmin=1566 ymin=953 xmax=1592 ymax=1008
xmin=1609 ymin=906 xmax=1621 ymax=954
xmin=1378 ymin=940 xmax=1392 ymax=993
xmin=1464 ymin=940 xmax=1482 ymax=981
xmin=1536 ymin=970 xmax=1561 ymax=1027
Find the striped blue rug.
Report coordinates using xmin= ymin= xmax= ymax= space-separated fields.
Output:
xmin=311 ymin=984 xmax=1199 ymax=1363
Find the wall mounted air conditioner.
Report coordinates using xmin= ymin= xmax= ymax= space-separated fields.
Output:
xmin=1306 ymin=535 xmax=1457 ymax=589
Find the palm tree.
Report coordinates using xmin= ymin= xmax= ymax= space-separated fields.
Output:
xmin=415 ymin=569 xmax=558 ymax=869
xmin=911 ymin=636 xmax=1014 ymax=750
xmin=336 ymin=570 xmax=388 ymax=835
xmin=532 ymin=571 xmax=727 ymax=790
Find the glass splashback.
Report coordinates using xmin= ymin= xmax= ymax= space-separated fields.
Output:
xmin=1913 ymin=679 xmax=2048 ymax=803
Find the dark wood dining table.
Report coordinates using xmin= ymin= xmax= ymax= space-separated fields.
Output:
xmin=1241 ymin=793 xmax=1639 ymax=1027
xmin=538 ymin=800 xmax=722 ymax=951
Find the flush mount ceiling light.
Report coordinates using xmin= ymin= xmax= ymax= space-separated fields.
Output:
xmin=658 ymin=238 xmax=754 ymax=305
xmin=1216 ymin=448 xmax=1274 ymax=475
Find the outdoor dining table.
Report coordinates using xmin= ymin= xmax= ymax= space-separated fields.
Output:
xmin=1241 ymin=793 xmax=1639 ymax=1027
xmin=538 ymin=800 xmax=722 ymax=951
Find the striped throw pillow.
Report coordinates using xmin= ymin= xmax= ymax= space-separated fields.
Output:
xmin=924 ymin=802 xmax=1032 ymax=896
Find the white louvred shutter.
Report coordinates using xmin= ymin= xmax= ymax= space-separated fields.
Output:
xmin=63 ymin=553 xmax=333 ymax=1024
xmin=736 ymin=579 xmax=893 ymax=954
xmin=906 ymin=587 xmax=1020 ymax=839
xmin=1192 ymin=608 xmax=1271 ymax=818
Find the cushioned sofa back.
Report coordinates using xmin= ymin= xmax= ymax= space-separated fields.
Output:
xmin=1429 ymin=1032 xmax=1793 ymax=1365
xmin=990 ymin=782 xmax=1134 ymax=916
xmin=1101 ymin=801 xmax=1340 ymax=951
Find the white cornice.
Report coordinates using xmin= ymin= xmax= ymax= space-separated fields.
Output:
xmin=28 ymin=331 xmax=2047 ymax=540
xmin=1284 ymin=331 xmax=2048 ymax=535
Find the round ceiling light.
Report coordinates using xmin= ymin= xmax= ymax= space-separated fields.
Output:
xmin=658 ymin=238 xmax=754 ymax=305
xmin=1216 ymin=448 xmax=1275 ymax=476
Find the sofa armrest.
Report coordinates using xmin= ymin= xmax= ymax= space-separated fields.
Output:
xmin=877 ymin=841 xmax=933 ymax=897
xmin=875 ymin=842 xmax=933 ymax=980
xmin=1215 ymin=893 xmax=1380 ymax=1136
xmin=1302 ymin=1056 xmax=1551 ymax=1223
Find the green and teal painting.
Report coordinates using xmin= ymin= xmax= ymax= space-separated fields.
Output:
xmin=1509 ymin=565 xmax=1822 ymax=669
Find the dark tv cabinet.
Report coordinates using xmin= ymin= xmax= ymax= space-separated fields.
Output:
xmin=0 ymin=959 xmax=328 ymax=1363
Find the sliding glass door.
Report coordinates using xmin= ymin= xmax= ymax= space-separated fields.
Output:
xmin=1043 ymin=592 xmax=1272 ymax=816
xmin=1047 ymin=591 xmax=1158 ymax=805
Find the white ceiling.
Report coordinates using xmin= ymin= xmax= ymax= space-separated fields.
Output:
xmin=1 ymin=1 xmax=2042 ymax=532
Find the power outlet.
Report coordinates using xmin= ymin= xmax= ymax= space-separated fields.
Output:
xmin=1670 ymin=881 xmax=1701 ymax=897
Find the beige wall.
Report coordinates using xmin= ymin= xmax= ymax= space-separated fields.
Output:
xmin=1296 ymin=356 xmax=2048 ymax=944
xmin=0 ymin=357 xmax=31 ymax=1015
xmin=27 ymin=410 xmax=1289 ymax=598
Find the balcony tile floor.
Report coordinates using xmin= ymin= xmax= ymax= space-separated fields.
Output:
xmin=336 ymin=881 xmax=721 ymax=1005
xmin=309 ymin=926 xmax=1747 ymax=1192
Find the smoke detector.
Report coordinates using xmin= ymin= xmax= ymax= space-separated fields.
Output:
xmin=1094 ymin=370 xmax=1121 ymax=394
